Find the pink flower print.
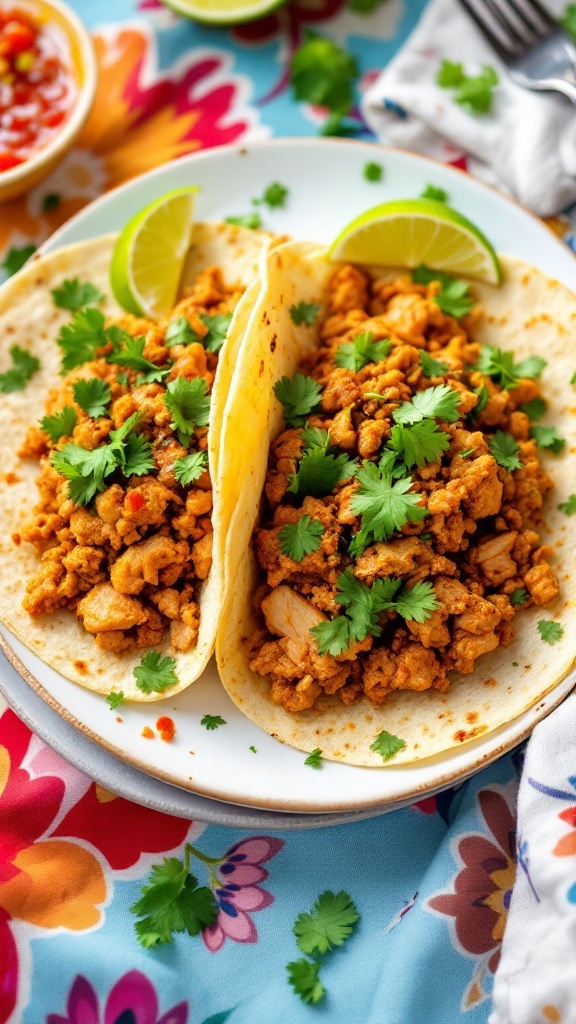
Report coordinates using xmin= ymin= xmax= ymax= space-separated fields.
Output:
xmin=201 ymin=836 xmax=284 ymax=953
xmin=46 ymin=970 xmax=188 ymax=1024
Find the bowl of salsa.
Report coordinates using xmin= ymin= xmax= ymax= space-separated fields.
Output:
xmin=0 ymin=0 xmax=97 ymax=201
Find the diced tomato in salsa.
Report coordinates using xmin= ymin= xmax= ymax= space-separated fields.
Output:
xmin=0 ymin=5 xmax=77 ymax=171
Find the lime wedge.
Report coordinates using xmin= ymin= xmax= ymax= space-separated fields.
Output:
xmin=329 ymin=199 xmax=501 ymax=284
xmin=161 ymin=0 xmax=283 ymax=24
xmin=110 ymin=187 xmax=199 ymax=318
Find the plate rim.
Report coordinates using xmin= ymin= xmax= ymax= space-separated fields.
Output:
xmin=5 ymin=136 xmax=576 ymax=812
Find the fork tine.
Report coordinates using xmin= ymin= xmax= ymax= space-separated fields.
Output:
xmin=499 ymin=0 xmax=551 ymax=39
xmin=457 ymin=0 xmax=518 ymax=59
xmin=481 ymin=0 xmax=535 ymax=48
xmin=517 ymin=0 xmax=557 ymax=32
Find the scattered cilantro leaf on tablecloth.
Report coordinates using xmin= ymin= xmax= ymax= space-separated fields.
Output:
xmin=201 ymin=715 xmax=226 ymax=730
xmin=334 ymin=331 xmax=390 ymax=373
xmin=289 ymin=302 xmax=321 ymax=327
xmin=72 ymin=378 xmax=111 ymax=418
xmin=437 ymin=59 xmax=499 ymax=113
xmin=304 ymin=748 xmax=323 ymax=768
xmin=40 ymin=406 xmax=77 ymax=442
xmin=510 ymin=588 xmax=528 ymax=607
xmin=393 ymin=383 xmax=461 ymax=425
xmin=165 ymin=378 xmax=210 ymax=445
xmin=133 ymin=651 xmax=178 ymax=694
xmin=489 ymin=431 xmax=523 ymax=471
xmin=2 ymin=244 xmax=36 ymax=277
xmin=370 ymin=729 xmax=406 ymax=761
xmin=530 ymin=425 xmax=566 ymax=454
xmin=279 ymin=514 xmax=325 ymax=562
xmin=420 ymin=350 xmax=450 ymax=377
xmin=51 ymin=278 xmax=104 ymax=311
xmin=131 ymin=846 xmax=217 ymax=948
xmin=537 ymin=620 xmax=564 ymax=645
xmin=274 ymin=373 xmax=322 ymax=427
xmin=558 ymin=494 xmax=576 ymax=516
xmin=421 ymin=183 xmax=448 ymax=201
xmin=287 ymin=959 xmax=325 ymax=1005
xmin=174 ymin=450 xmax=208 ymax=487
xmin=413 ymin=264 xmax=475 ymax=318
xmin=294 ymin=890 xmax=359 ymax=956
xmin=107 ymin=691 xmax=124 ymax=711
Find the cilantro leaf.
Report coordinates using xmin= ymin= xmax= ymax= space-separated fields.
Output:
xmin=286 ymin=959 xmax=325 ymax=1005
xmin=370 ymin=729 xmax=406 ymax=761
xmin=519 ymin=397 xmax=546 ymax=420
xmin=510 ymin=588 xmax=528 ymax=607
xmin=201 ymin=714 xmax=226 ymax=730
xmin=133 ymin=651 xmax=178 ymax=694
xmin=257 ymin=182 xmax=289 ymax=208
xmin=279 ymin=514 xmax=325 ymax=562
xmin=289 ymin=302 xmax=321 ymax=327
xmin=40 ymin=405 xmax=77 ymax=442
xmin=294 ymin=890 xmax=359 ymax=956
xmin=530 ymin=425 xmax=566 ymax=454
xmin=304 ymin=748 xmax=323 ymax=768
xmin=560 ymin=4 xmax=576 ymax=40
xmin=310 ymin=616 xmax=350 ymax=656
xmin=290 ymin=31 xmax=359 ymax=121
xmin=350 ymin=462 xmax=428 ymax=550
xmin=200 ymin=314 xmax=233 ymax=354
xmin=0 ymin=345 xmax=40 ymax=393
xmin=436 ymin=60 xmax=465 ymax=87
xmin=421 ymin=183 xmax=448 ymax=201
xmin=106 ymin=327 xmax=169 ymax=382
xmin=393 ymin=383 xmax=460 ymax=425
xmin=107 ymin=690 xmax=124 ymax=710
xmin=123 ymin=431 xmax=155 ymax=477
xmin=165 ymin=378 xmax=211 ymax=445
xmin=165 ymin=317 xmax=196 ymax=348
xmin=131 ymin=846 xmax=217 ymax=948
xmin=335 ymin=568 xmax=400 ymax=642
xmin=301 ymin=425 xmax=331 ymax=450
xmin=558 ymin=494 xmax=576 ymax=516
xmin=334 ymin=331 xmax=390 ymax=372
xmin=51 ymin=278 xmax=104 ymax=311
xmin=420 ymin=350 xmax=449 ymax=377
xmin=571 ymin=370 xmax=576 ymax=386
xmin=225 ymin=213 xmax=261 ymax=229
xmin=413 ymin=265 xmax=474 ymax=318
xmin=72 ymin=378 xmax=111 ymax=418
xmin=174 ymin=450 xmax=208 ymax=487
xmin=363 ymin=161 xmax=383 ymax=181
xmin=288 ymin=447 xmax=357 ymax=498
xmin=473 ymin=384 xmax=489 ymax=415
xmin=459 ymin=447 xmax=474 ymax=459
xmin=394 ymin=581 xmax=438 ymax=622
xmin=57 ymin=307 xmax=108 ymax=373
xmin=537 ymin=620 xmax=563 ymax=645
xmin=388 ymin=420 xmax=450 ymax=468
xmin=476 ymin=344 xmax=546 ymax=390
xmin=51 ymin=441 xmax=116 ymax=506
xmin=2 ymin=244 xmax=36 ymax=278
xmin=274 ymin=373 xmax=322 ymax=428
xmin=41 ymin=192 xmax=60 ymax=212
xmin=489 ymin=431 xmax=523 ymax=471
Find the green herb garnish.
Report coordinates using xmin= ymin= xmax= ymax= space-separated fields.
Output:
xmin=274 ymin=373 xmax=322 ymax=427
xmin=40 ymin=406 xmax=77 ymax=442
xmin=304 ymin=748 xmax=323 ymax=768
xmin=363 ymin=161 xmax=383 ymax=181
xmin=72 ymin=378 xmax=111 ymax=418
xmin=133 ymin=651 xmax=178 ymax=694
xmin=279 ymin=514 xmax=325 ymax=562
xmin=173 ymin=450 xmax=208 ymax=487
xmin=107 ymin=691 xmax=124 ymax=711
xmin=334 ymin=331 xmax=390 ymax=373
xmin=200 ymin=714 xmax=226 ymax=730
xmin=413 ymin=265 xmax=475 ymax=318
xmin=537 ymin=620 xmax=563 ymax=645
xmin=0 ymin=345 xmax=40 ymax=393
xmin=488 ymin=431 xmax=523 ymax=471
xmin=369 ymin=729 xmax=406 ymax=761
xmin=164 ymin=378 xmax=211 ymax=446
xmin=51 ymin=278 xmax=104 ymax=312
xmin=289 ymin=302 xmax=321 ymax=327
xmin=130 ymin=844 xmax=217 ymax=948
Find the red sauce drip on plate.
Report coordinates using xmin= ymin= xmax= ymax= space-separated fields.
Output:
xmin=0 ymin=5 xmax=78 ymax=170
xmin=156 ymin=715 xmax=175 ymax=743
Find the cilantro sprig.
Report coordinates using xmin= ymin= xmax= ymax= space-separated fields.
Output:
xmin=288 ymin=445 xmax=357 ymax=498
xmin=334 ymin=331 xmax=390 ymax=372
xmin=51 ymin=278 xmax=104 ymax=312
xmin=40 ymin=406 xmax=77 ymax=443
xmin=392 ymin=384 xmax=460 ymax=425
xmin=164 ymin=378 xmax=211 ymax=445
xmin=349 ymin=461 xmax=428 ymax=553
xmin=304 ymin=747 xmax=323 ymax=768
xmin=436 ymin=59 xmax=499 ymax=114
xmin=131 ymin=843 xmax=217 ymax=948
xmin=200 ymin=714 xmax=226 ymax=730
xmin=413 ymin=265 xmax=475 ymax=318
xmin=287 ymin=960 xmax=324 ymax=1005
xmin=2 ymin=244 xmax=36 ymax=278
xmin=488 ymin=431 xmax=523 ymax=471
xmin=476 ymin=344 xmax=547 ymax=390
xmin=530 ymin=425 xmax=566 ymax=455
xmin=510 ymin=588 xmax=528 ymax=607
xmin=537 ymin=620 xmax=563 ymax=645
xmin=0 ymin=345 xmax=40 ymax=393
xmin=421 ymin=183 xmax=448 ymax=202
xmin=253 ymin=182 xmax=289 ymax=209
xmin=287 ymin=891 xmax=359 ymax=1005
xmin=225 ymin=212 xmax=261 ymax=230
xmin=388 ymin=421 xmax=451 ymax=468
xmin=56 ymin=307 xmax=108 ymax=373
xmin=107 ymin=691 xmax=124 ymax=711
xmin=167 ymin=313 xmax=232 ymax=354
xmin=134 ymin=651 xmax=179 ymax=694
xmin=420 ymin=350 xmax=449 ymax=377
xmin=279 ymin=514 xmax=325 ymax=562
xmin=72 ymin=378 xmax=111 ymax=419
xmin=370 ymin=729 xmax=406 ymax=761
xmin=289 ymin=302 xmax=321 ymax=327
xmin=106 ymin=327 xmax=170 ymax=383
xmin=274 ymin=373 xmax=322 ymax=427
xmin=290 ymin=30 xmax=359 ymax=136
xmin=174 ymin=450 xmax=208 ymax=487
xmin=558 ymin=494 xmax=576 ymax=516
xmin=50 ymin=412 xmax=152 ymax=506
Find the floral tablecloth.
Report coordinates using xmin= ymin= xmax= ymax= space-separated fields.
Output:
xmin=0 ymin=2 xmax=571 ymax=1022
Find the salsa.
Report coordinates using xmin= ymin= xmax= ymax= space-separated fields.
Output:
xmin=0 ymin=5 xmax=78 ymax=172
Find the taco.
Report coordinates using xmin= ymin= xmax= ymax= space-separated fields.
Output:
xmin=0 ymin=221 xmax=269 ymax=701
xmin=216 ymin=241 xmax=576 ymax=765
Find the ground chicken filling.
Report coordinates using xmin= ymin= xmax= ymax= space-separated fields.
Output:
xmin=249 ymin=264 xmax=560 ymax=713
xmin=19 ymin=266 xmax=241 ymax=655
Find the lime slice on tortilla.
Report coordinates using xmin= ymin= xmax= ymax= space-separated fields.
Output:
xmin=329 ymin=199 xmax=501 ymax=284
xmin=110 ymin=187 xmax=199 ymax=318
xmin=160 ymin=0 xmax=284 ymax=24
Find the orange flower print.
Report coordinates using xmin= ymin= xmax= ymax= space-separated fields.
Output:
xmin=0 ymin=22 xmax=264 ymax=259
xmin=0 ymin=709 xmax=192 ymax=1024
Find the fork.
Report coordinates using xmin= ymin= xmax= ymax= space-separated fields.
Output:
xmin=457 ymin=0 xmax=576 ymax=104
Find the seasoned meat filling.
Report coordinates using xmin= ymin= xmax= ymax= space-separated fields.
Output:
xmin=249 ymin=265 xmax=559 ymax=712
xmin=20 ymin=267 xmax=240 ymax=653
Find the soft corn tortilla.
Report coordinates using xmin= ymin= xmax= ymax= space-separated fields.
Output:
xmin=216 ymin=243 xmax=576 ymax=765
xmin=0 ymin=222 xmax=269 ymax=701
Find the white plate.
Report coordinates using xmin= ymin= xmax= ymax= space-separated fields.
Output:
xmin=2 ymin=138 xmax=575 ymax=814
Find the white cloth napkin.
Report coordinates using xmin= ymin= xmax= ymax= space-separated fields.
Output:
xmin=361 ymin=0 xmax=576 ymax=215
xmin=490 ymin=694 xmax=576 ymax=1024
